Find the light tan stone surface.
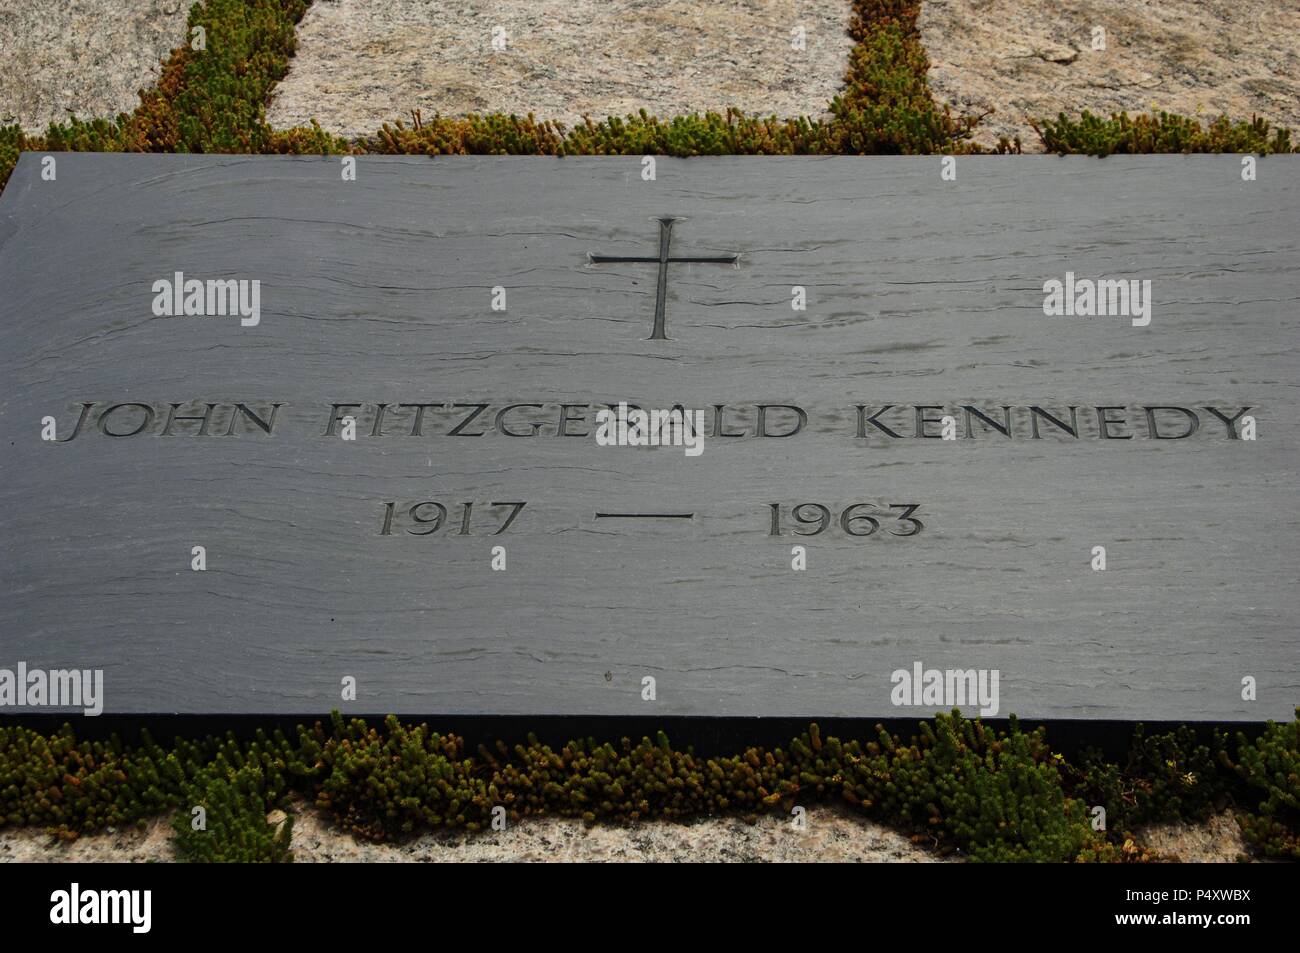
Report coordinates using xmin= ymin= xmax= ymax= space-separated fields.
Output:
xmin=0 ymin=0 xmax=191 ymax=131
xmin=265 ymin=0 xmax=855 ymax=135
xmin=1137 ymin=809 xmax=1252 ymax=863
xmin=0 ymin=802 xmax=950 ymax=862
xmin=0 ymin=800 xmax=1260 ymax=862
xmin=285 ymin=802 xmax=953 ymax=862
xmin=7 ymin=0 xmax=1295 ymax=150
xmin=919 ymin=0 xmax=1300 ymax=151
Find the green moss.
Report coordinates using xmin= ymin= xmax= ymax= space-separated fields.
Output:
xmin=839 ymin=714 xmax=1103 ymax=861
xmin=6 ymin=710 xmax=1297 ymax=863
xmin=1032 ymin=110 xmax=1294 ymax=156
xmin=172 ymin=760 xmax=293 ymax=863
xmin=1226 ymin=713 xmax=1300 ymax=859
xmin=1069 ymin=723 xmax=1235 ymax=831
xmin=827 ymin=17 xmax=981 ymax=155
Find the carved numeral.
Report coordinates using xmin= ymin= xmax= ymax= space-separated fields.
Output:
xmin=491 ymin=502 xmax=527 ymax=535
xmin=378 ymin=500 xmax=527 ymax=536
xmin=839 ymin=503 xmax=879 ymax=536
xmin=409 ymin=501 xmax=447 ymax=535
xmin=767 ymin=503 xmax=923 ymax=537
xmin=888 ymin=503 xmax=924 ymax=536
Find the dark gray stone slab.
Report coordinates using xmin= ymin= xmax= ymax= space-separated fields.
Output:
xmin=0 ymin=153 xmax=1297 ymax=720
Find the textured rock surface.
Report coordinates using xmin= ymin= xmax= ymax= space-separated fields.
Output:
xmin=0 ymin=801 xmax=1258 ymax=862
xmin=6 ymin=0 xmax=1297 ymax=150
xmin=0 ymin=0 xmax=190 ymax=131
xmin=919 ymin=0 xmax=1300 ymax=151
xmin=0 ymin=803 xmax=948 ymax=862
xmin=265 ymin=0 xmax=854 ymax=134
xmin=1137 ymin=809 xmax=1251 ymax=864
xmin=286 ymin=802 xmax=952 ymax=862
